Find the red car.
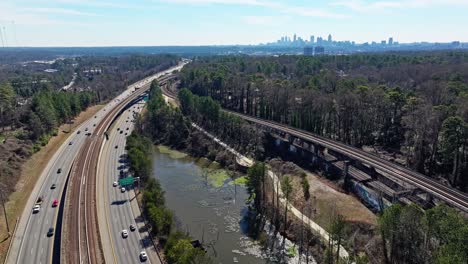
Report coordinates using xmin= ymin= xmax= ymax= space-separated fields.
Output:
xmin=52 ymin=199 xmax=58 ymax=207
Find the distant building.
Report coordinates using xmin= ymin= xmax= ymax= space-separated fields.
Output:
xmin=317 ymin=37 xmax=323 ymax=45
xmin=328 ymin=34 xmax=332 ymax=43
xmin=381 ymin=40 xmax=386 ymax=45
xmin=293 ymin=34 xmax=297 ymax=43
xmin=388 ymin=37 xmax=393 ymax=45
xmin=304 ymin=46 xmax=314 ymax=56
xmin=314 ymin=46 xmax=325 ymax=55
xmin=310 ymin=35 xmax=315 ymax=44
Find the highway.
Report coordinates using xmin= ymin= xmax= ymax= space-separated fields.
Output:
xmin=7 ymin=62 xmax=186 ymax=264
xmin=62 ymin=64 xmax=186 ymax=263
xmin=161 ymin=82 xmax=468 ymax=213
xmin=7 ymin=93 xmax=133 ymax=264
xmin=99 ymin=102 xmax=150 ymax=263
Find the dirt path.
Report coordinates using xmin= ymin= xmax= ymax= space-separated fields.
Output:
xmin=0 ymin=104 xmax=104 ymax=263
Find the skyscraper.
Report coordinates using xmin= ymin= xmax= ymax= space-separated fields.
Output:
xmin=293 ymin=34 xmax=297 ymax=43
xmin=310 ymin=35 xmax=315 ymax=44
xmin=328 ymin=34 xmax=332 ymax=43
xmin=388 ymin=37 xmax=393 ymax=45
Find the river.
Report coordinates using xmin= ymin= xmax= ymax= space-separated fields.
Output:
xmin=152 ymin=146 xmax=270 ymax=263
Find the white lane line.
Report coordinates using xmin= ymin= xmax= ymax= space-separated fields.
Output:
xmin=82 ymin=176 xmax=86 ymax=185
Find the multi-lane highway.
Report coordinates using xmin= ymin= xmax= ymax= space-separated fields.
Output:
xmin=62 ymin=63 xmax=187 ymax=264
xmin=7 ymin=93 xmax=133 ymax=264
xmin=7 ymin=62 xmax=187 ymax=264
xmin=99 ymin=102 xmax=149 ymax=263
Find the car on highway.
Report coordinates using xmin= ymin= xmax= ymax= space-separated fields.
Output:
xmin=85 ymin=128 xmax=88 ymax=131
xmin=117 ymin=128 xmax=120 ymax=131
xmin=140 ymin=251 xmax=148 ymax=261
xmin=32 ymin=205 xmax=40 ymax=214
xmin=121 ymin=229 xmax=128 ymax=238
xmin=120 ymin=131 xmax=123 ymax=134
xmin=69 ymin=141 xmax=73 ymax=145
xmin=77 ymin=130 xmax=81 ymax=134
xmin=47 ymin=227 xmax=54 ymax=237
xmin=93 ymin=124 xmax=96 ymax=127
xmin=125 ymin=133 xmax=128 ymax=136
xmin=51 ymin=183 xmax=56 ymax=189
xmin=57 ymin=168 xmax=62 ymax=174
xmin=115 ymin=145 xmax=118 ymax=149
xmin=126 ymin=127 xmax=129 ymax=130
xmin=52 ymin=199 xmax=58 ymax=207
xmin=113 ymin=181 xmax=118 ymax=187
xmin=129 ymin=224 xmax=136 ymax=232
xmin=121 ymin=187 xmax=126 ymax=193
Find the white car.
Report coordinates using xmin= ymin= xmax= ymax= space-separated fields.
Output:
xmin=140 ymin=251 xmax=148 ymax=261
xmin=32 ymin=205 xmax=40 ymax=214
xmin=113 ymin=181 xmax=118 ymax=187
xmin=121 ymin=229 xmax=128 ymax=238
xmin=121 ymin=187 xmax=126 ymax=193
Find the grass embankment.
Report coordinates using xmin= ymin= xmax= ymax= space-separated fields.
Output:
xmin=0 ymin=104 xmax=104 ymax=263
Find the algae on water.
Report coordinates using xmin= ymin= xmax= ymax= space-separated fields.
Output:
xmin=156 ymin=145 xmax=187 ymax=159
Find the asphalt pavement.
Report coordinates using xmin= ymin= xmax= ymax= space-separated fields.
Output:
xmin=7 ymin=88 xmax=138 ymax=264
xmin=99 ymin=102 xmax=150 ymax=264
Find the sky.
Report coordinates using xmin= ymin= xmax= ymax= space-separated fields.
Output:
xmin=0 ymin=0 xmax=467 ymax=47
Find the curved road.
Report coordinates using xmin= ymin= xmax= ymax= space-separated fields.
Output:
xmin=8 ymin=91 xmax=134 ymax=264
xmin=100 ymin=103 xmax=150 ymax=263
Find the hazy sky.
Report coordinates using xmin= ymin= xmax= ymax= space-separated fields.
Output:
xmin=0 ymin=0 xmax=467 ymax=47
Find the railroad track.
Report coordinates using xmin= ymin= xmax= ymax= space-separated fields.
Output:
xmin=226 ymin=111 xmax=468 ymax=213
xmin=160 ymin=86 xmax=468 ymax=213
xmin=62 ymin=71 xmax=178 ymax=264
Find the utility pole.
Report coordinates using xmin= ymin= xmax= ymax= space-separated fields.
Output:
xmin=0 ymin=183 xmax=10 ymax=236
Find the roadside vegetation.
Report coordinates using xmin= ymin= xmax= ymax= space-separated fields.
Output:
xmin=127 ymin=82 xmax=210 ymax=263
xmin=0 ymin=54 xmax=180 ymax=260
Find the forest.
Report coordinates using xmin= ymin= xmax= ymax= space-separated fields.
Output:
xmin=180 ymin=52 xmax=468 ymax=191
xmin=0 ymin=54 xmax=179 ymax=198
xmin=138 ymin=80 xmax=467 ymax=263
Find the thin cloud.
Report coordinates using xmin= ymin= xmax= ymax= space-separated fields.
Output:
xmin=332 ymin=0 xmax=468 ymax=12
xmin=161 ymin=0 xmax=348 ymax=18
xmin=25 ymin=7 xmax=102 ymax=16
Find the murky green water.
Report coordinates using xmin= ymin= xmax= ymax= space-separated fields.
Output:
xmin=152 ymin=146 xmax=268 ymax=264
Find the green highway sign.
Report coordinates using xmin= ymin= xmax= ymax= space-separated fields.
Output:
xmin=119 ymin=176 xmax=135 ymax=186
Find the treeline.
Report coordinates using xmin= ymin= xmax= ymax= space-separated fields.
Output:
xmin=26 ymin=89 xmax=96 ymax=143
xmin=180 ymin=53 xmax=468 ymax=191
xmin=141 ymin=81 xmax=190 ymax=149
xmin=128 ymin=89 xmax=210 ymax=264
xmin=378 ymin=204 xmax=467 ymax=264
xmin=75 ymin=54 xmax=180 ymax=101
xmin=178 ymin=88 xmax=264 ymax=157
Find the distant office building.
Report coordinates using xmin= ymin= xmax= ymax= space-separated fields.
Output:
xmin=314 ymin=46 xmax=325 ymax=55
xmin=388 ymin=37 xmax=393 ymax=45
xmin=310 ymin=35 xmax=315 ymax=44
xmin=328 ymin=34 xmax=332 ymax=42
xmin=381 ymin=40 xmax=386 ymax=45
xmin=293 ymin=34 xmax=297 ymax=43
xmin=304 ymin=46 xmax=314 ymax=56
xmin=317 ymin=37 xmax=323 ymax=45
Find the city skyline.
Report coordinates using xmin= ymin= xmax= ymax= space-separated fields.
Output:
xmin=0 ymin=0 xmax=467 ymax=47
xmin=270 ymin=33 xmax=399 ymax=46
